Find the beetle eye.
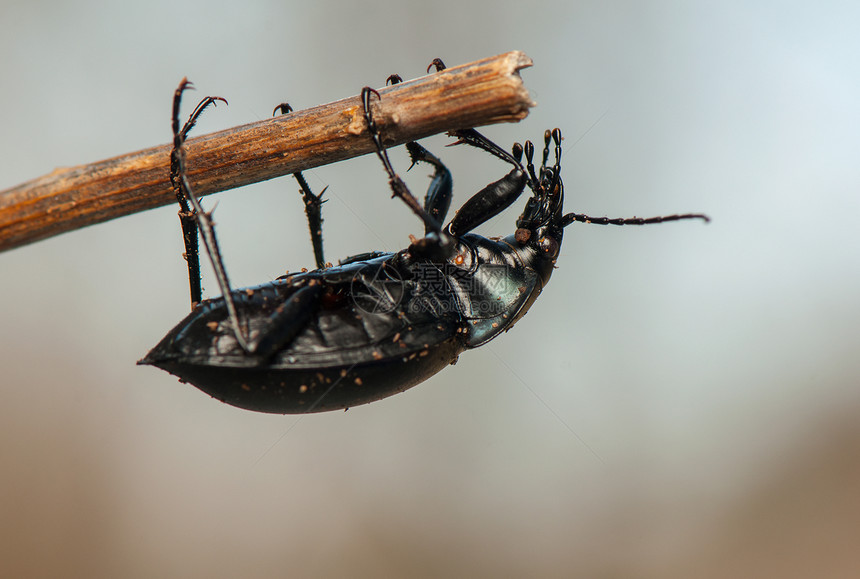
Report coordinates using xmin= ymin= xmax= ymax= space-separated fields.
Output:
xmin=538 ymin=236 xmax=559 ymax=259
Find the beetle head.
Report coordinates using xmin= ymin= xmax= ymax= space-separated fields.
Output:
xmin=514 ymin=128 xmax=565 ymax=263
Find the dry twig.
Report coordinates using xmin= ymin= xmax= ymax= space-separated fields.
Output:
xmin=0 ymin=51 xmax=534 ymax=252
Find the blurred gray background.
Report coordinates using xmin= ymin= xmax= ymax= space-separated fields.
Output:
xmin=2 ymin=1 xmax=859 ymax=577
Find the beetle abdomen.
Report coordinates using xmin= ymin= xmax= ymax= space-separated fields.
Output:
xmin=141 ymin=261 xmax=470 ymax=412
xmin=148 ymin=334 xmax=465 ymax=413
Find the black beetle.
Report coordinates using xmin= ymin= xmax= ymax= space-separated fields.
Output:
xmin=140 ymin=64 xmax=708 ymax=414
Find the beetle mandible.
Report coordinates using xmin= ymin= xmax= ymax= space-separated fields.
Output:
xmin=140 ymin=60 xmax=709 ymax=413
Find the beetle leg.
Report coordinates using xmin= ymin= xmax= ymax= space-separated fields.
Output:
xmin=360 ymin=87 xmax=439 ymax=233
xmin=361 ymin=87 xmax=453 ymax=259
xmin=172 ymin=79 xmax=251 ymax=352
xmin=441 ymin=128 xmax=543 ymax=236
xmin=448 ymin=128 xmax=528 ymax=176
xmin=170 ymin=84 xmax=226 ymax=307
xmin=426 ymin=58 xmax=531 ymax=179
xmin=427 ymin=58 xmax=446 ymax=72
xmin=406 ymin=142 xmax=453 ymax=231
xmin=248 ymin=282 xmax=323 ymax=358
xmin=274 ymin=103 xmax=327 ymax=270
xmin=447 ymin=168 xmax=528 ymax=237
xmin=385 ymin=74 xmax=454 ymax=230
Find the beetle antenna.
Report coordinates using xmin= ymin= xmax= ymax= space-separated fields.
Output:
xmin=561 ymin=212 xmax=710 ymax=227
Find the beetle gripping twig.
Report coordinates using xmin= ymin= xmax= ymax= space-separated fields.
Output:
xmin=0 ymin=51 xmax=535 ymax=252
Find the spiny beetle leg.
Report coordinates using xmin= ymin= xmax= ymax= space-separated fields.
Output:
xmin=294 ymin=174 xmax=327 ymax=269
xmin=170 ymin=82 xmax=227 ymax=307
xmin=448 ymin=128 xmax=525 ymax=172
xmin=170 ymin=81 xmax=225 ymax=307
xmin=360 ymin=86 xmax=453 ymax=259
xmin=386 ymin=71 xmax=454 ymax=231
xmin=274 ymin=103 xmax=327 ymax=269
xmin=405 ymin=142 xmax=453 ymax=231
xmin=172 ymin=79 xmax=249 ymax=352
